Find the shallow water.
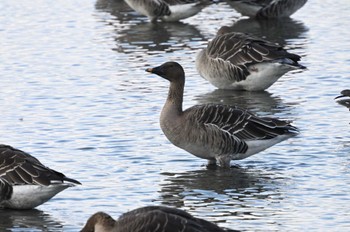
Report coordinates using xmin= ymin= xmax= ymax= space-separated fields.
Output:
xmin=0 ymin=0 xmax=350 ymax=231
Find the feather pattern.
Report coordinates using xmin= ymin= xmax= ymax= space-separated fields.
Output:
xmin=81 ymin=206 xmax=238 ymax=232
xmin=146 ymin=62 xmax=298 ymax=168
xmin=196 ymin=27 xmax=305 ymax=91
xmin=227 ymin=0 xmax=308 ymax=18
xmin=0 ymin=144 xmax=81 ymax=209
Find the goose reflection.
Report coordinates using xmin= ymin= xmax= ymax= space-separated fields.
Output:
xmin=157 ymin=167 xmax=283 ymax=220
xmin=0 ymin=209 xmax=63 ymax=231
xmin=227 ymin=17 xmax=308 ymax=46
xmin=114 ymin=22 xmax=204 ymax=53
xmin=195 ymin=89 xmax=288 ymax=114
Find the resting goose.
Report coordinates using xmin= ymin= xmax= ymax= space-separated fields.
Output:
xmin=146 ymin=61 xmax=298 ymax=168
xmin=0 ymin=144 xmax=81 ymax=209
xmin=196 ymin=26 xmax=306 ymax=91
xmin=335 ymin=89 xmax=350 ymax=110
xmin=124 ymin=0 xmax=209 ymax=22
xmin=226 ymin=0 xmax=308 ymax=18
xmin=81 ymin=206 xmax=238 ymax=232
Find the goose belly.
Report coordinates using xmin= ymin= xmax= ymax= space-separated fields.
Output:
xmin=1 ymin=184 xmax=70 ymax=209
xmin=163 ymin=3 xmax=202 ymax=21
xmin=212 ymin=62 xmax=292 ymax=91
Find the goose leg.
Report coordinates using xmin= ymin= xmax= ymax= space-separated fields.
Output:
xmin=216 ymin=155 xmax=231 ymax=169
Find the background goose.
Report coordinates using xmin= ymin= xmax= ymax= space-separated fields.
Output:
xmin=124 ymin=0 xmax=210 ymax=22
xmin=0 ymin=144 xmax=81 ymax=209
xmin=81 ymin=205 xmax=238 ymax=232
xmin=226 ymin=0 xmax=308 ymax=18
xmin=146 ymin=62 xmax=298 ymax=168
xmin=196 ymin=26 xmax=306 ymax=91
xmin=335 ymin=89 xmax=350 ymax=110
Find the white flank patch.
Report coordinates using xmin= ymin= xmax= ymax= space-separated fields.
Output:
xmin=2 ymin=184 xmax=71 ymax=209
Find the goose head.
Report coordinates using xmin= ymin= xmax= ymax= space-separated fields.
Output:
xmin=146 ymin=61 xmax=185 ymax=83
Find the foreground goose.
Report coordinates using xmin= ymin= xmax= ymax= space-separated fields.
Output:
xmin=81 ymin=206 xmax=238 ymax=232
xmin=124 ymin=0 xmax=209 ymax=22
xmin=0 ymin=144 xmax=81 ymax=209
xmin=335 ymin=89 xmax=350 ymax=110
xmin=226 ymin=0 xmax=307 ymax=18
xmin=196 ymin=26 xmax=306 ymax=91
xmin=146 ymin=62 xmax=298 ymax=168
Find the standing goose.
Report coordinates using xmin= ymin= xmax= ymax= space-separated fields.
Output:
xmin=335 ymin=89 xmax=350 ymax=110
xmin=196 ymin=26 xmax=306 ymax=91
xmin=226 ymin=0 xmax=308 ymax=18
xmin=0 ymin=144 xmax=81 ymax=209
xmin=81 ymin=206 xmax=238 ymax=232
xmin=146 ymin=61 xmax=298 ymax=168
xmin=124 ymin=0 xmax=210 ymax=22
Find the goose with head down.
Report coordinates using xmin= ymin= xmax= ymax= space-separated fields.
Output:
xmin=196 ymin=26 xmax=306 ymax=91
xmin=146 ymin=61 xmax=298 ymax=168
xmin=124 ymin=0 xmax=210 ymax=22
xmin=0 ymin=144 xmax=81 ymax=209
xmin=81 ymin=205 xmax=238 ymax=232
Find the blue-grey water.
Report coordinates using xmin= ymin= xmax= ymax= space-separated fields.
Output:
xmin=1 ymin=0 xmax=350 ymax=231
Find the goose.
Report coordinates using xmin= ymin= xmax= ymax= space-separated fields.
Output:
xmin=123 ymin=0 xmax=210 ymax=22
xmin=196 ymin=26 xmax=306 ymax=91
xmin=81 ymin=206 xmax=238 ymax=232
xmin=226 ymin=0 xmax=308 ymax=18
xmin=335 ymin=89 xmax=350 ymax=110
xmin=0 ymin=144 xmax=81 ymax=209
xmin=146 ymin=61 xmax=298 ymax=168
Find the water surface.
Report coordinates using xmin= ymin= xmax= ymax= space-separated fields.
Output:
xmin=1 ymin=0 xmax=350 ymax=231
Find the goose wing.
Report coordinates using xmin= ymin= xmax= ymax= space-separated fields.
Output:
xmin=257 ymin=0 xmax=307 ymax=18
xmin=0 ymin=178 xmax=12 ymax=201
xmin=146 ymin=0 xmax=171 ymax=17
xmin=207 ymin=32 xmax=300 ymax=81
xmin=0 ymin=145 xmax=80 ymax=186
xmin=187 ymin=104 xmax=297 ymax=151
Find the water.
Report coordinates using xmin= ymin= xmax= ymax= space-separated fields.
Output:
xmin=0 ymin=0 xmax=349 ymax=231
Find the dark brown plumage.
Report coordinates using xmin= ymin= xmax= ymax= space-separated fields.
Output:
xmin=81 ymin=206 xmax=239 ymax=232
xmin=0 ymin=144 xmax=81 ymax=209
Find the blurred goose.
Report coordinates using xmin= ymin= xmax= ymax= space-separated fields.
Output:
xmin=124 ymin=0 xmax=210 ymax=22
xmin=226 ymin=0 xmax=307 ymax=18
xmin=335 ymin=89 xmax=350 ymax=110
xmin=146 ymin=62 xmax=298 ymax=168
xmin=196 ymin=26 xmax=306 ymax=91
xmin=81 ymin=206 xmax=238 ymax=232
xmin=0 ymin=144 xmax=81 ymax=209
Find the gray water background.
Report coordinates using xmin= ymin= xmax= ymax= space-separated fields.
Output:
xmin=0 ymin=0 xmax=350 ymax=231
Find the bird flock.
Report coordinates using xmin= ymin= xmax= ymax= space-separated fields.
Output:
xmin=1 ymin=0 xmax=348 ymax=231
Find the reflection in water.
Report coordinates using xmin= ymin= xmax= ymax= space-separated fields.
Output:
xmin=157 ymin=167 xmax=284 ymax=225
xmin=228 ymin=17 xmax=308 ymax=46
xmin=195 ymin=89 xmax=289 ymax=115
xmin=115 ymin=22 xmax=204 ymax=53
xmin=0 ymin=209 xmax=63 ymax=231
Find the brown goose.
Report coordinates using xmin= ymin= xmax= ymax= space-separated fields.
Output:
xmin=226 ymin=0 xmax=308 ymax=18
xmin=124 ymin=0 xmax=210 ymax=22
xmin=335 ymin=89 xmax=350 ymax=110
xmin=196 ymin=26 xmax=306 ymax=91
xmin=0 ymin=144 xmax=81 ymax=209
xmin=146 ymin=61 xmax=298 ymax=168
xmin=80 ymin=206 xmax=238 ymax=232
